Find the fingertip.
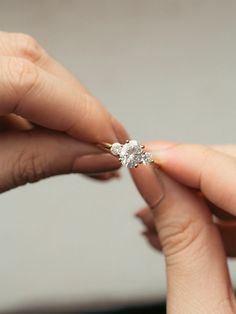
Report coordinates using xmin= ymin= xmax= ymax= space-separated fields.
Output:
xmin=141 ymin=230 xmax=162 ymax=251
xmin=129 ymin=164 xmax=165 ymax=209
xmin=135 ymin=207 xmax=147 ymax=218
xmin=110 ymin=116 xmax=129 ymax=143
xmin=85 ymin=170 xmax=121 ymax=181
xmin=145 ymin=140 xmax=178 ymax=151
xmin=73 ymin=153 xmax=121 ymax=174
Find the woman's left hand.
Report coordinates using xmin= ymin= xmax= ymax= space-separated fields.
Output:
xmin=0 ymin=31 xmax=128 ymax=192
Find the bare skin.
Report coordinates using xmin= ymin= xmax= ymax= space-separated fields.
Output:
xmin=1 ymin=31 xmax=236 ymax=314
xmin=0 ymin=31 xmax=128 ymax=192
xmin=135 ymin=142 xmax=236 ymax=314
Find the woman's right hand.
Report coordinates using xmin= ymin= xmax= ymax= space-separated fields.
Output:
xmin=135 ymin=142 xmax=236 ymax=314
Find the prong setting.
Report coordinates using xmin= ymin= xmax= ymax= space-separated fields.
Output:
xmin=110 ymin=140 xmax=153 ymax=168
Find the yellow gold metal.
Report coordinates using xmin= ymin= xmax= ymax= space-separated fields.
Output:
xmin=96 ymin=142 xmax=112 ymax=153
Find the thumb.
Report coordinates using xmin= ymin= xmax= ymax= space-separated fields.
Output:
xmin=0 ymin=128 xmax=120 ymax=192
xmin=148 ymin=142 xmax=236 ymax=216
xmin=130 ymin=165 xmax=235 ymax=313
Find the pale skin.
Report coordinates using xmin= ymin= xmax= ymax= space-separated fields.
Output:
xmin=135 ymin=142 xmax=236 ymax=313
xmin=1 ymin=32 xmax=236 ymax=313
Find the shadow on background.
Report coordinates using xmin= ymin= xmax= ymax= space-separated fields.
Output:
xmin=3 ymin=302 xmax=166 ymax=314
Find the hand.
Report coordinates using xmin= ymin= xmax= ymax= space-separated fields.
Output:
xmin=134 ymin=142 xmax=236 ymax=314
xmin=0 ymin=31 xmax=128 ymax=192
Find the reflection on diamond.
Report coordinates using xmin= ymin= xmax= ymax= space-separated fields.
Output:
xmin=110 ymin=140 xmax=153 ymax=168
xmin=110 ymin=143 xmax=122 ymax=156
xmin=142 ymin=152 xmax=153 ymax=164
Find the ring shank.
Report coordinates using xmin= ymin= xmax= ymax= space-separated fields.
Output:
xmin=96 ymin=142 xmax=112 ymax=152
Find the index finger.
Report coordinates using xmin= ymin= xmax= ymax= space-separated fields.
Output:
xmin=149 ymin=142 xmax=236 ymax=216
xmin=0 ymin=56 xmax=128 ymax=143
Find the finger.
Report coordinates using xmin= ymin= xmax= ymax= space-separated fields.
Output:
xmin=136 ymin=207 xmax=162 ymax=251
xmin=85 ymin=171 xmax=121 ymax=181
xmin=0 ymin=31 xmax=87 ymax=91
xmin=0 ymin=56 xmax=124 ymax=144
xmin=0 ymin=114 xmax=33 ymax=131
xmin=136 ymin=207 xmax=156 ymax=232
xmin=0 ymin=128 xmax=120 ymax=192
xmin=149 ymin=143 xmax=236 ymax=217
xmin=207 ymin=200 xmax=236 ymax=221
xmin=145 ymin=141 xmax=236 ymax=159
xmin=0 ymin=32 xmax=129 ymax=142
xmin=211 ymin=144 xmax=236 ymax=158
xmin=142 ymin=230 xmax=162 ymax=251
xmin=74 ymin=154 xmax=120 ymax=174
xmin=146 ymin=141 xmax=236 ymax=221
xmin=136 ymin=206 xmax=236 ymax=257
xmin=136 ymin=204 xmax=236 ymax=257
xmin=217 ymin=220 xmax=236 ymax=257
xmin=129 ymin=164 xmax=165 ymax=210
xmin=133 ymin=166 xmax=235 ymax=313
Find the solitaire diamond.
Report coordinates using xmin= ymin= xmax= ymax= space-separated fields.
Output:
xmin=110 ymin=140 xmax=153 ymax=168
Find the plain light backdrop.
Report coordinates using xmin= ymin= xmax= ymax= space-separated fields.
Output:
xmin=0 ymin=0 xmax=236 ymax=312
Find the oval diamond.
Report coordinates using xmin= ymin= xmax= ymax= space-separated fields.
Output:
xmin=119 ymin=140 xmax=144 ymax=168
xmin=109 ymin=140 xmax=153 ymax=168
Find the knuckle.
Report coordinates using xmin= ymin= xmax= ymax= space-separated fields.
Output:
xmin=6 ymin=57 xmax=38 ymax=104
xmin=159 ymin=217 xmax=203 ymax=259
xmin=11 ymin=133 xmax=48 ymax=186
xmin=14 ymin=33 xmax=45 ymax=63
xmin=12 ymin=149 xmax=46 ymax=186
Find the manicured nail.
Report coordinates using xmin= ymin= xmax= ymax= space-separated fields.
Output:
xmin=87 ymin=171 xmax=121 ymax=181
xmin=111 ymin=116 xmax=130 ymax=143
xmin=129 ymin=163 xmax=165 ymax=209
xmin=73 ymin=153 xmax=121 ymax=174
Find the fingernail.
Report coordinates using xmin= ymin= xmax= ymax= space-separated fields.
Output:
xmin=146 ymin=142 xmax=179 ymax=164
xmin=111 ymin=116 xmax=130 ymax=143
xmin=87 ymin=171 xmax=121 ymax=181
xmin=129 ymin=163 xmax=165 ymax=209
xmin=112 ymin=170 xmax=121 ymax=178
xmin=73 ymin=153 xmax=121 ymax=174
xmin=145 ymin=141 xmax=178 ymax=151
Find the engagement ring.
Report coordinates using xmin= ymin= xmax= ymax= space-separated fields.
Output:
xmin=98 ymin=140 xmax=154 ymax=168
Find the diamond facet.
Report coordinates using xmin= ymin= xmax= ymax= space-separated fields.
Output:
xmin=110 ymin=140 xmax=153 ymax=168
xmin=110 ymin=143 xmax=122 ymax=156
xmin=142 ymin=152 xmax=153 ymax=164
